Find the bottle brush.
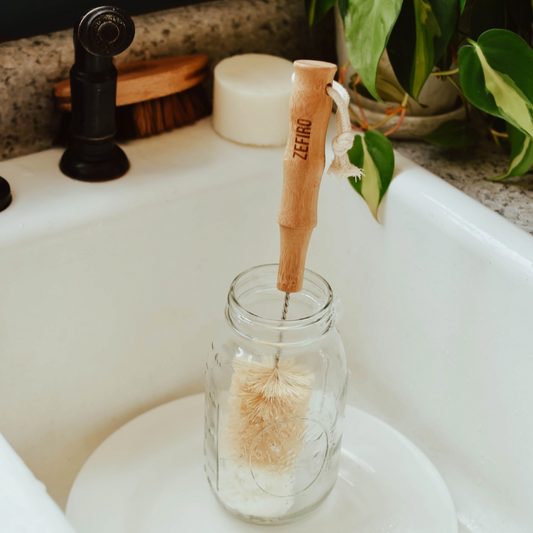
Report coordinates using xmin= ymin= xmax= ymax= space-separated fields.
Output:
xmin=224 ymin=60 xmax=337 ymax=476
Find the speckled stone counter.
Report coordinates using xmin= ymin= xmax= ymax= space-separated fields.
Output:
xmin=392 ymin=139 xmax=533 ymax=235
xmin=0 ymin=0 xmax=334 ymax=161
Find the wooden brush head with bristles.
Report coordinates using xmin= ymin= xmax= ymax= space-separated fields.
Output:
xmin=116 ymin=85 xmax=211 ymax=139
xmin=225 ymin=355 xmax=314 ymax=473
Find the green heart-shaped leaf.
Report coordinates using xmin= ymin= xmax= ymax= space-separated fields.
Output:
xmin=489 ymin=123 xmax=533 ymax=181
xmin=347 ymin=130 xmax=395 ymax=221
xmin=388 ymin=0 xmax=458 ymax=100
xmin=341 ymin=0 xmax=403 ymax=102
xmin=459 ymin=29 xmax=533 ymax=139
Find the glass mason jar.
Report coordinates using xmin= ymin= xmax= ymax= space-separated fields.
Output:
xmin=204 ymin=264 xmax=348 ymax=525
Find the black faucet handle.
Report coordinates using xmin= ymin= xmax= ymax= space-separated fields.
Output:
xmin=78 ymin=6 xmax=135 ymax=57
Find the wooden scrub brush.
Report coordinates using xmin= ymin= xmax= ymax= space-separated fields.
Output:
xmin=53 ymin=54 xmax=211 ymax=143
xmin=225 ymin=60 xmax=337 ymax=474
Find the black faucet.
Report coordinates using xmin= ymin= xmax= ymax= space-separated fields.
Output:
xmin=59 ymin=6 xmax=135 ymax=182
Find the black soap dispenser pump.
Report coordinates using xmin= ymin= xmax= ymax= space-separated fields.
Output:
xmin=60 ymin=6 xmax=135 ymax=182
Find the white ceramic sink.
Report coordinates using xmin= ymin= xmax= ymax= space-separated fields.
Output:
xmin=1 ymin=117 xmax=532 ymax=532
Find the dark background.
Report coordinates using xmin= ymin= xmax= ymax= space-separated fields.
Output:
xmin=0 ymin=0 xmax=210 ymax=42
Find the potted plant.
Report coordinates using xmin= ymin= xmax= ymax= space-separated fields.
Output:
xmin=306 ymin=0 xmax=533 ymax=219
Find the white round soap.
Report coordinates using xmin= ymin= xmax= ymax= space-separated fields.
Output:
xmin=213 ymin=54 xmax=294 ymax=146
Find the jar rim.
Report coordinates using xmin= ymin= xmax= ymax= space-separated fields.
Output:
xmin=227 ymin=263 xmax=334 ymax=330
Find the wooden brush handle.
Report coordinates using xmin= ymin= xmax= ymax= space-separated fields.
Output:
xmin=54 ymin=54 xmax=209 ymax=111
xmin=277 ymin=60 xmax=336 ymax=293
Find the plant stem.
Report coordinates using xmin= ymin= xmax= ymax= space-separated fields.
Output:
xmin=430 ymin=67 xmax=460 ymax=77
xmin=446 ymin=76 xmax=465 ymax=98
xmin=384 ymin=107 xmax=407 ymax=136
xmin=488 ymin=128 xmax=508 ymax=138
xmin=446 ymin=76 xmax=470 ymax=120
xmin=368 ymin=93 xmax=409 ymax=133
xmin=338 ymin=61 xmax=350 ymax=85
xmin=368 ymin=106 xmax=403 ymax=130
xmin=346 ymin=79 xmax=409 ymax=135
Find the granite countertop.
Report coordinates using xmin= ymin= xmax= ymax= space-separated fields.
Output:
xmin=0 ymin=0 xmax=334 ymax=161
xmin=392 ymin=139 xmax=533 ymax=235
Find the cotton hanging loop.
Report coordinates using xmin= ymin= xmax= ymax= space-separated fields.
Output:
xmin=326 ymin=81 xmax=363 ymax=181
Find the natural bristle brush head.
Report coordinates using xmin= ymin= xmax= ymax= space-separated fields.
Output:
xmin=116 ymin=85 xmax=211 ymax=139
xmin=225 ymin=355 xmax=314 ymax=473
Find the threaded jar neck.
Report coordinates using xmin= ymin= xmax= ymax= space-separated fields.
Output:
xmin=226 ymin=264 xmax=340 ymax=346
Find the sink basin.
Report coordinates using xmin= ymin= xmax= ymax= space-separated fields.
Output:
xmin=0 ymin=117 xmax=532 ymax=532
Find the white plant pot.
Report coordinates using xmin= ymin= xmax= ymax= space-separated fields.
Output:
xmin=334 ymin=6 xmax=465 ymax=138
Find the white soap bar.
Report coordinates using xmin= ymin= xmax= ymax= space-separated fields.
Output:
xmin=213 ymin=54 xmax=294 ymax=146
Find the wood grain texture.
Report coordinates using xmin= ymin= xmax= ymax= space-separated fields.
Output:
xmin=53 ymin=54 xmax=209 ymax=110
xmin=277 ymin=59 xmax=336 ymax=293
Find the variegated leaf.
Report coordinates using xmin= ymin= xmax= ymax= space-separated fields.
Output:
xmin=459 ymin=30 xmax=533 ymax=139
xmin=341 ymin=0 xmax=403 ymax=102
xmin=347 ymin=131 xmax=395 ymax=221
xmin=412 ymin=0 xmax=442 ymax=98
xmin=489 ymin=124 xmax=533 ymax=181
xmin=388 ymin=0 xmax=458 ymax=101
